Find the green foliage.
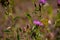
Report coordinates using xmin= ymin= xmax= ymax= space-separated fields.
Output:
xmin=31 ymin=25 xmax=44 ymax=40
xmin=56 ymin=37 xmax=60 ymax=40
xmin=3 ymin=30 xmax=10 ymax=32
xmin=16 ymin=28 xmax=20 ymax=40
xmin=55 ymin=19 xmax=60 ymax=28
xmin=17 ymin=34 xmax=20 ymax=40
xmin=35 ymin=6 xmax=39 ymax=11
xmin=57 ymin=10 xmax=60 ymax=19
xmin=0 ymin=0 xmax=9 ymax=7
xmin=31 ymin=0 xmax=36 ymax=4
xmin=25 ymin=12 xmax=31 ymax=19
xmin=0 ymin=0 xmax=58 ymax=40
xmin=19 ymin=28 xmax=22 ymax=32
xmin=9 ymin=0 xmax=14 ymax=7
xmin=6 ymin=38 xmax=10 ymax=40
xmin=14 ymin=16 xmax=20 ymax=20
xmin=47 ymin=6 xmax=53 ymax=15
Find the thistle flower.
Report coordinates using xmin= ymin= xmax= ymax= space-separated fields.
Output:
xmin=33 ymin=20 xmax=43 ymax=26
xmin=39 ymin=0 xmax=47 ymax=4
xmin=58 ymin=0 xmax=60 ymax=4
xmin=39 ymin=0 xmax=47 ymax=11
xmin=57 ymin=0 xmax=60 ymax=8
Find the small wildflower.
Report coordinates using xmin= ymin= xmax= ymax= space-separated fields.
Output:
xmin=39 ymin=0 xmax=47 ymax=11
xmin=58 ymin=0 xmax=60 ymax=4
xmin=58 ymin=0 xmax=60 ymax=8
xmin=39 ymin=0 xmax=47 ymax=4
xmin=33 ymin=20 xmax=43 ymax=26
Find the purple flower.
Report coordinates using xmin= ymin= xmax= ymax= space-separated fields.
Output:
xmin=57 ymin=0 xmax=60 ymax=8
xmin=33 ymin=20 xmax=43 ymax=26
xmin=39 ymin=0 xmax=47 ymax=4
xmin=58 ymin=0 xmax=60 ymax=4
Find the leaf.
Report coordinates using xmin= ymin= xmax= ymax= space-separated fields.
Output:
xmin=31 ymin=32 xmax=36 ymax=38
xmin=19 ymin=28 xmax=22 ymax=32
xmin=14 ymin=16 xmax=20 ymax=20
xmin=31 ymin=0 xmax=36 ymax=4
xmin=56 ymin=36 xmax=60 ymax=40
xmin=41 ymin=18 xmax=48 ymax=26
xmin=57 ymin=11 xmax=60 ymax=19
xmin=47 ymin=6 xmax=53 ymax=15
xmin=35 ymin=7 xmax=39 ymax=11
xmin=3 ymin=30 xmax=10 ymax=32
xmin=6 ymin=38 xmax=10 ymax=40
xmin=16 ymin=29 xmax=20 ymax=40
xmin=0 ymin=0 xmax=9 ymax=7
xmin=5 ymin=11 xmax=9 ymax=15
xmin=38 ymin=15 xmax=42 ymax=20
xmin=32 ymin=25 xmax=36 ymax=31
xmin=17 ymin=34 xmax=20 ymax=40
xmin=55 ymin=19 xmax=60 ymax=28
xmin=10 ymin=0 xmax=14 ymax=6
xmin=32 ymin=25 xmax=38 ymax=31
xmin=0 ymin=35 xmax=2 ymax=38
xmin=26 ymin=13 xmax=31 ymax=19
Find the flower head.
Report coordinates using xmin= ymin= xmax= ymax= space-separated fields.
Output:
xmin=33 ymin=20 xmax=43 ymax=26
xmin=58 ymin=0 xmax=60 ymax=8
xmin=39 ymin=0 xmax=47 ymax=4
xmin=58 ymin=0 xmax=60 ymax=4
